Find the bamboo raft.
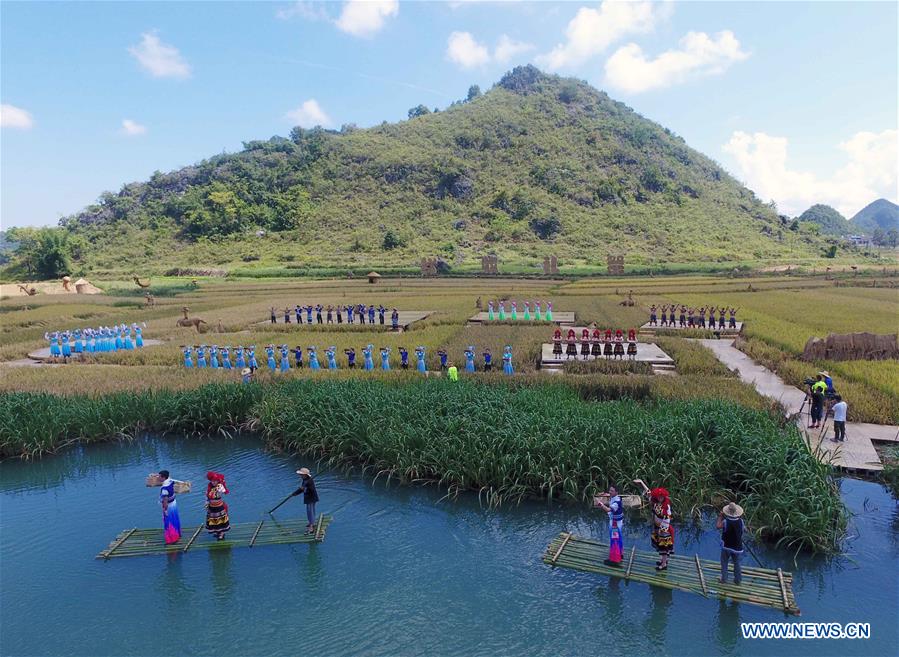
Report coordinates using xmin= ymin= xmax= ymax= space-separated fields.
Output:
xmin=543 ymin=532 xmax=800 ymax=615
xmin=97 ymin=515 xmax=332 ymax=559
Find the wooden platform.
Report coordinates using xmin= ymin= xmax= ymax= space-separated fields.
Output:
xmin=468 ymin=311 xmax=575 ymax=326
xmin=540 ymin=342 xmax=674 ymax=367
xmin=640 ymin=321 xmax=743 ymax=336
xmin=257 ymin=311 xmax=433 ymax=332
xmin=543 ymin=532 xmax=800 ymax=615
xmin=97 ymin=516 xmax=332 ymax=559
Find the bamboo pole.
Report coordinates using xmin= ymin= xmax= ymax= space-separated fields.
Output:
xmin=315 ymin=514 xmax=325 ymax=541
xmin=182 ymin=526 xmax=204 ymax=553
xmin=101 ymin=527 xmax=137 ymax=560
xmin=249 ymin=521 xmax=265 ymax=547
xmin=625 ymin=546 xmax=636 ymax=579
xmin=777 ymin=568 xmax=789 ymax=612
xmin=550 ymin=532 xmax=573 ymax=565
xmin=695 ymin=554 xmax=708 ymax=597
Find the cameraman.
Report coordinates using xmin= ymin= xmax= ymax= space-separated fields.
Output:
xmin=807 ymin=374 xmax=827 ymax=429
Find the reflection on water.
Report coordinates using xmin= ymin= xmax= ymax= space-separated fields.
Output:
xmin=1 ymin=435 xmax=897 ymax=657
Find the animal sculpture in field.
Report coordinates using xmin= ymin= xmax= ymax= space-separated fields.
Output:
xmin=61 ymin=276 xmax=72 ymax=291
xmin=176 ymin=306 xmax=207 ymax=332
xmin=17 ymin=284 xmax=37 ymax=296
xmin=133 ymin=276 xmax=151 ymax=288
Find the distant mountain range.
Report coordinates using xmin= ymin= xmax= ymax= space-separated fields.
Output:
xmin=46 ymin=66 xmax=829 ymax=273
xmin=796 ymin=204 xmax=850 ymax=236
xmin=849 ymin=199 xmax=899 ymax=234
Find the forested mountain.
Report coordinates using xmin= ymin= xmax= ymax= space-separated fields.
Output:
xmin=850 ymin=199 xmax=899 ymax=234
xmin=795 ymin=204 xmax=850 ymax=236
xmin=45 ymin=66 xmax=824 ymax=274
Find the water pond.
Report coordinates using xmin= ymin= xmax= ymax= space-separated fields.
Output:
xmin=1 ymin=435 xmax=896 ymax=657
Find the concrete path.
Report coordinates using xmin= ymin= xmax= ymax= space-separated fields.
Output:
xmin=696 ymin=339 xmax=898 ymax=473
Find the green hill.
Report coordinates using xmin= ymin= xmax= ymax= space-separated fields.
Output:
xmin=796 ymin=204 xmax=850 ymax=236
xmin=32 ymin=66 xmax=828 ymax=275
xmin=850 ymin=199 xmax=899 ymax=234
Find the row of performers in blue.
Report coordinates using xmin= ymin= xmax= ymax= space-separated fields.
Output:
xmin=648 ymin=305 xmax=738 ymax=328
xmin=554 ymin=327 xmax=638 ymax=360
xmin=486 ymin=300 xmax=552 ymax=321
xmin=45 ymin=323 xmax=146 ymax=362
xmin=271 ymin=304 xmax=400 ymax=327
xmin=182 ymin=344 xmax=516 ymax=375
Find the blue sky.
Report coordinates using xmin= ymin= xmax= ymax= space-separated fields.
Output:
xmin=2 ymin=1 xmax=896 ymax=228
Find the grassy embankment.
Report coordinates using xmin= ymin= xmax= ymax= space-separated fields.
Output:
xmin=0 ymin=379 xmax=846 ymax=553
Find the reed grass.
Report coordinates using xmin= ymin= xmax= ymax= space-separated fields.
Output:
xmin=0 ymin=379 xmax=845 ymax=552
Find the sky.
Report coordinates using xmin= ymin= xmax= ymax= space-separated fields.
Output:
xmin=1 ymin=0 xmax=897 ymax=228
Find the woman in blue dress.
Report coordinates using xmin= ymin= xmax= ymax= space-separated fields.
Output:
xmin=221 ymin=346 xmax=232 ymax=370
xmin=157 ymin=470 xmax=182 ymax=545
xmin=464 ymin=346 xmax=476 ymax=373
xmin=61 ymin=333 xmax=72 ymax=362
xmin=114 ymin=328 xmax=124 ymax=351
xmin=197 ymin=345 xmax=207 ymax=368
xmin=326 ymin=346 xmax=338 ymax=370
xmin=47 ymin=333 xmax=60 ymax=361
xmin=280 ymin=345 xmax=290 ymax=372
xmin=308 ymin=346 xmax=321 ymax=370
xmin=210 ymin=346 xmax=219 ymax=369
xmin=247 ymin=346 xmax=258 ymax=372
xmin=380 ymin=347 xmax=391 ymax=371
xmin=183 ymin=346 xmax=193 ymax=368
xmin=503 ymin=345 xmax=514 ymax=375
xmin=415 ymin=346 xmax=427 ymax=373
xmin=363 ymin=344 xmax=374 ymax=371
xmin=266 ymin=345 xmax=277 ymax=372
xmin=123 ymin=326 xmax=134 ymax=350
xmin=235 ymin=346 xmax=246 ymax=369
xmin=134 ymin=324 xmax=144 ymax=348
xmin=73 ymin=330 xmax=84 ymax=356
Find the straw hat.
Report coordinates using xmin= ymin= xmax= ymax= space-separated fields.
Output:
xmin=818 ymin=371 xmax=830 ymax=377
xmin=296 ymin=467 xmax=311 ymax=476
xmin=723 ymin=502 xmax=744 ymax=519
xmin=241 ymin=368 xmax=251 ymax=375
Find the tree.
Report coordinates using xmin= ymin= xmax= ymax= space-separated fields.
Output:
xmin=407 ymin=105 xmax=431 ymax=119
xmin=872 ymin=228 xmax=886 ymax=246
xmin=382 ymin=229 xmax=405 ymax=250
xmin=529 ymin=216 xmax=561 ymax=240
xmin=887 ymin=229 xmax=898 ymax=247
xmin=466 ymin=85 xmax=481 ymax=102
xmin=823 ymin=244 xmax=837 ymax=258
xmin=10 ymin=227 xmax=74 ymax=279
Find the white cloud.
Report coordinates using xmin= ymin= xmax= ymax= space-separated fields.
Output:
xmin=128 ymin=31 xmax=191 ymax=79
xmin=285 ymin=99 xmax=333 ymax=128
xmin=335 ymin=0 xmax=398 ymax=38
xmin=446 ymin=32 xmax=534 ymax=69
xmin=276 ymin=1 xmax=330 ymax=21
xmin=0 ymin=104 xmax=34 ymax=129
xmin=446 ymin=31 xmax=491 ymax=68
xmin=723 ymin=129 xmax=899 ymax=217
xmin=494 ymin=34 xmax=534 ymax=64
xmin=121 ymin=119 xmax=147 ymax=136
xmin=536 ymin=1 xmax=668 ymax=71
xmin=605 ymin=30 xmax=748 ymax=94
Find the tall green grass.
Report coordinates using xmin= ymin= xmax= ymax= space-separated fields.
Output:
xmin=0 ymin=379 xmax=845 ymax=552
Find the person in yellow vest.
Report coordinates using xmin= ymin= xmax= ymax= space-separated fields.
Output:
xmin=809 ymin=375 xmax=827 ymax=429
xmin=447 ymin=364 xmax=459 ymax=382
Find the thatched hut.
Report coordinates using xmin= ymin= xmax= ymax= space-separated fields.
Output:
xmin=367 ymin=271 xmax=382 ymax=284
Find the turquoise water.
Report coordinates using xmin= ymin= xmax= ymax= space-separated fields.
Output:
xmin=1 ymin=435 xmax=896 ymax=657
